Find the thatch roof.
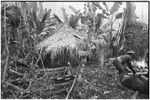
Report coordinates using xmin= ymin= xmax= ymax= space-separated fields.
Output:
xmin=36 ymin=25 xmax=90 ymax=64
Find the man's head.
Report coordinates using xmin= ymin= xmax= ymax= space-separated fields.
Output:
xmin=127 ymin=50 xmax=135 ymax=59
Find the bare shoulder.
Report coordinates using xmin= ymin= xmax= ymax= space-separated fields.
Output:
xmin=117 ymin=55 xmax=132 ymax=62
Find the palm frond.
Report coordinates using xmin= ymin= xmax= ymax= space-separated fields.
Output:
xmin=110 ymin=2 xmax=121 ymax=14
xmin=103 ymin=2 xmax=108 ymax=11
xmin=92 ymin=2 xmax=109 ymax=16
xmin=28 ymin=19 xmax=35 ymax=28
xmin=38 ymin=2 xmax=44 ymax=20
xmin=20 ymin=2 xmax=28 ymax=22
xmin=31 ymin=10 xmax=38 ymax=25
xmin=102 ymin=35 xmax=109 ymax=44
xmin=126 ymin=2 xmax=137 ymax=22
xmin=102 ymin=21 xmax=111 ymax=30
xmin=41 ymin=9 xmax=51 ymax=25
xmin=95 ymin=15 xmax=101 ymax=32
xmin=53 ymin=14 xmax=63 ymax=23
xmin=69 ymin=6 xmax=80 ymax=15
xmin=91 ymin=3 xmax=97 ymax=13
xmin=61 ymin=8 xmax=69 ymax=24
xmin=95 ymin=13 xmax=103 ymax=32
xmin=30 ymin=2 xmax=38 ymax=12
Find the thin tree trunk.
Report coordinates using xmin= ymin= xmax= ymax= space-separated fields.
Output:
xmin=99 ymin=50 xmax=104 ymax=67
xmin=2 ymin=4 xmax=10 ymax=83
xmin=118 ymin=8 xmax=127 ymax=53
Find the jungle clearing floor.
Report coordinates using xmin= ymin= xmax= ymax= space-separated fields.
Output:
xmin=72 ymin=64 xmax=149 ymax=99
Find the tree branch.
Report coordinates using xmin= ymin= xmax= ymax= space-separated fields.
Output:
xmin=66 ymin=74 xmax=77 ymax=99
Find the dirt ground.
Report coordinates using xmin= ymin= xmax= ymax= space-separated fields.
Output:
xmin=70 ymin=64 xmax=149 ymax=99
xmin=1 ymin=61 xmax=148 ymax=99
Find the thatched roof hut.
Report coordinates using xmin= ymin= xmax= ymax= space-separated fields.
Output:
xmin=36 ymin=25 xmax=90 ymax=68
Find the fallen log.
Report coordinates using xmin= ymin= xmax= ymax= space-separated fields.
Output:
xmin=128 ymin=72 xmax=148 ymax=75
xmin=36 ymin=66 xmax=67 ymax=73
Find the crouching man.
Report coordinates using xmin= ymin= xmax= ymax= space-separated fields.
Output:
xmin=112 ymin=50 xmax=136 ymax=84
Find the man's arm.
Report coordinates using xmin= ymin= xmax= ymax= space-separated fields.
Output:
xmin=127 ymin=61 xmax=136 ymax=75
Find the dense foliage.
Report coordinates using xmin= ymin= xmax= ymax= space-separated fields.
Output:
xmin=1 ymin=2 xmax=148 ymax=99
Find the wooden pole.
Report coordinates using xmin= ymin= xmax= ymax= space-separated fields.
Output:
xmin=2 ymin=3 xmax=10 ymax=83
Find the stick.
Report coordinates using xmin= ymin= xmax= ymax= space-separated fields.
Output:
xmin=6 ymin=82 xmax=25 ymax=92
xmin=18 ymin=80 xmax=32 ymax=99
xmin=128 ymin=72 xmax=148 ymax=75
xmin=65 ymin=74 xmax=77 ymax=99
xmin=2 ymin=57 xmax=9 ymax=83
xmin=2 ymin=3 xmax=10 ymax=83
xmin=36 ymin=66 xmax=67 ymax=72
xmin=9 ymin=69 xmax=24 ymax=76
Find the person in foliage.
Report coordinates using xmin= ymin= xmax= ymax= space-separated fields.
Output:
xmin=121 ymin=49 xmax=149 ymax=96
xmin=144 ymin=49 xmax=149 ymax=67
xmin=112 ymin=50 xmax=149 ymax=96
xmin=112 ymin=50 xmax=136 ymax=83
xmin=143 ymin=49 xmax=149 ymax=78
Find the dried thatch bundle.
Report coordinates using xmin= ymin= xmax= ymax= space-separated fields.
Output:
xmin=36 ymin=25 xmax=90 ymax=67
